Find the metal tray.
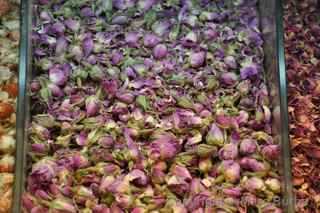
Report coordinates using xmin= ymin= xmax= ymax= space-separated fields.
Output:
xmin=13 ymin=0 xmax=294 ymax=212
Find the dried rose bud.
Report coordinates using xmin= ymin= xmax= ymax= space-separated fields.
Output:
xmin=240 ymin=157 xmax=267 ymax=172
xmin=190 ymin=178 xmax=206 ymax=195
xmin=219 ymin=160 xmax=240 ymax=183
xmin=265 ymin=178 xmax=281 ymax=193
xmin=49 ymin=68 xmax=67 ymax=86
xmin=171 ymin=165 xmax=192 ymax=181
xmin=206 ymin=123 xmax=224 ymax=146
xmin=199 ymin=158 xmax=213 ymax=173
xmin=243 ymin=177 xmax=265 ymax=193
xmin=30 ymin=159 xmax=57 ymax=185
xmin=222 ymin=187 xmax=242 ymax=198
xmin=85 ymin=96 xmax=100 ymax=117
xmin=31 ymin=123 xmax=50 ymax=140
xmin=239 ymin=139 xmax=257 ymax=155
xmin=261 ymin=145 xmax=280 ymax=160
xmin=51 ymin=198 xmax=77 ymax=213
xmin=143 ymin=34 xmax=160 ymax=47
xmin=219 ymin=143 xmax=238 ymax=160
xmin=150 ymin=133 xmax=180 ymax=160
xmin=126 ymin=169 xmax=148 ymax=186
xmin=99 ymin=136 xmax=114 ymax=148
xmin=75 ymin=132 xmax=87 ymax=146
xmin=224 ymin=56 xmax=238 ymax=69
xmin=153 ymin=44 xmax=168 ymax=59
xmin=190 ymin=51 xmax=206 ymax=68
xmin=220 ymin=72 xmax=238 ymax=87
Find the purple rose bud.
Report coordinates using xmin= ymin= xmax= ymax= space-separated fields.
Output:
xmin=22 ymin=194 xmax=36 ymax=210
xmin=125 ymin=32 xmax=140 ymax=47
xmin=32 ymin=123 xmax=50 ymax=140
xmin=240 ymin=65 xmax=258 ymax=80
xmin=99 ymin=136 xmax=114 ymax=148
xmin=138 ymin=0 xmax=157 ymax=12
xmin=48 ymin=83 xmax=64 ymax=97
xmin=85 ymin=96 xmax=100 ymax=117
xmin=152 ymin=20 xmax=171 ymax=37
xmin=83 ymin=37 xmax=94 ymax=57
xmin=219 ymin=143 xmax=238 ymax=160
xmin=236 ymin=110 xmax=249 ymax=126
xmin=220 ymin=160 xmax=240 ymax=183
xmin=220 ymin=72 xmax=238 ymax=87
xmin=204 ymin=29 xmax=219 ymax=40
xmin=30 ymin=159 xmax=57 ymax=185
xmin=81 ymin=7 xmax=94 ymax=17
xmin=265 ymin=178 xmax=281 ymax=193
xmin=244 ymin=177 xmax=265 ymax=193
xmin=111 ymin=51 xmax=124 ymax=65
xmin=31 ymin=143 xmax=46 ymax=153
xmin=150 ymin=134 xmax=180 ymax=160
xmin=240 ymin=157 xmax=266 ymax=172
xmin=113 ymin=0 xmax=136 ymax=10
xmin=72 ymin=154 xmax=89 ymax=169
xmin=190 ymin=178 xmax=206 ymax=195
xmin=56 ymin=36 xmax=68 ymax=56
xmin=39 ymin=11 xmax=52 ymax=22
xmin=93 ymin=204 xmax=111 ymax=213
xmin=239 ymin=139 xmax=257 ymax=154
xmin=153 ymin=44 xmax=168 ymax=59
xmin=222 ymin=187 xmax=242 ymax=197
xmin=35 ymin=189 xmax=50 ymax=200
xmin=116 ymin=92 xmax=135 ymax=104
xmin=171 ymin=165 xmax=192 ymax=181
xmin=143 ymin=34 xmax=160 ymax=47
xmin=190 ymin=51 xmax=206 ymax=68
xmin=111 ymin=15 xmax=128 ymax=25
xmin=167 ymin=176 xmax=189 ymax=195
xmin=75 ymin=132 xmax=87 ymax=146
xmin=206 ymin=123 xmax=224 ymax=146
xmin=127 ymin=169 xmax=148 ymax=186
xmin=224 ymin=56 xmax=238 ymax=69
xmin=64 ymin=19 xmax=80 ymax=31
xmin=70 ymin=45 xmax=84 ymax=62
xmin=131 ymin=207 xmax=145 ymax=213
xmin=261 ymin=145 xmax=280 ymax=160
xmin=49 ymin=68 xmax=67 ymax=86
xmin=51 ymin=198 xmax=77 ymax=213
xmin=31 ymin=81 xmax=41 ymax=92
xmin=51 ymin=22 xmax=65 ymax=35
xmin=102 ymin=79 xmax=118 ymax=96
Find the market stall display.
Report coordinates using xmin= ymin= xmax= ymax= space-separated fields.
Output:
xmin=0 ymin=0 xmax=20 ymax=212
xmin=284 ymin=0 xmax=320 ymax=211
xmin=17 ymin=1 xmax=289 ymax=212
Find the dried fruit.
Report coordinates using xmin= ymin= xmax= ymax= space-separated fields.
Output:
xmin=0 ymin=103 xmax=14 ymax=119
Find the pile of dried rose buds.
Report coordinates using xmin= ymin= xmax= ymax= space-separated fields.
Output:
xmin=23 ymin=0 xmax=282 ymax=212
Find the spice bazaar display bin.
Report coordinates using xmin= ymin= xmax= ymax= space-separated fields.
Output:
xmin=13 ymin=0 xmax=294 ymax=212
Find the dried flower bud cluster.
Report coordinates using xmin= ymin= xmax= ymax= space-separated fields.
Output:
xmin=24 ymin=0 xmax=282 ymax=212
